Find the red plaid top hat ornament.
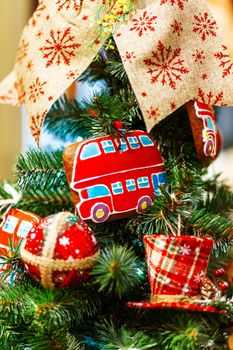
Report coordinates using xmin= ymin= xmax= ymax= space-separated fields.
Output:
xmin=127 ymin=235 xmax=224 ymax=313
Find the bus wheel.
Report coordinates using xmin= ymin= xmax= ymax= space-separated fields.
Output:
xmin=92 ymin=203 xmax=110 ymax=223
xmin=136 ymin=196 xmax=152 ymax=214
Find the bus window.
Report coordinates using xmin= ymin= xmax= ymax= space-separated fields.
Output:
xmin=80 ymin=143 xmax=101 ymax=160
xmin=128 ymin=136 xmax=140 ymax=149
xmin=101 ymin=140 xmax=115 ymax=153
xmin=137 ymin=177 xmax=149 ymax=188
xmin=158 ymin=172 xmax=167 ymax=185
xmin=111 ymin=182 xmax=123 ymax=195
xmin=17 ymin=220 xmax=33 ymax=238
xmin=86 ymin=185 xmax=110 ymax=199
xmin=139 ymin=135 xmax=153 ymax=147
xmin=126 ymin=179 xmax=136 ymax=192
xmin=152 ymin=172 xmax=166 ymax=195
xmin=2 ymin=216 xmax=18 ymax=234
xmin=116 ymin=138 xmax=128 ymax=152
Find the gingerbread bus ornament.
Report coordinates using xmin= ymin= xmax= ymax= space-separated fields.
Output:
xmin=63 ymin=130 xmax=166 ymax=223
xmin=0 ymin=208 xmax=40 ymax=253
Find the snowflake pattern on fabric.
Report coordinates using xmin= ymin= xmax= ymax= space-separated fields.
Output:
xmin=160 ymin=0 xmax=188 ymax=10
xmin=194 ymin=271 xmax=205 ymax=283
xmin=31 ymin=110 xmax=48 ymax=145
xmin=28 ymin=2 xmax=46 ymax=27
xmin=123 ymin=51 xmax=136 ymax=63
xmin=130 ymin=11 xmax=157 ymax=37
xmin=197 ymin=88 xmax=226 ymax=105
xmin=16 ymin=39 xmax=29 ymax=64
xmin=171 ymin=20 xmax=183 ymax=36
xmin=192 ymin=49 xmax=205 ymax=64
xmin=29 ymin=78 xmax=47 ymax=103
xmin=40 ymin=28 xmax=81 ymax=67
xmin=179 ymin=244 xmax=191 ymax=255
xmin=215 ymin=45 xmax=233 ymax=78
xmin=193 ymin=12 xmax=217 ymax=41
xmin=147 ymin=106 xmax=160 ymax=120
xmin=56 ymin=0 xmax=81 ymax=12
xmin=144 ymin=41 xmax=189 ymax=89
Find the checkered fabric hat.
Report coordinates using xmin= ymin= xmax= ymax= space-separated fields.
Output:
xmin=127 ymin=235 xmax=223 ymax=313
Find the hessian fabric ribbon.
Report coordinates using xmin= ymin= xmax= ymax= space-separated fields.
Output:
xmin=1 ymin=0 xmax=233 ymax=144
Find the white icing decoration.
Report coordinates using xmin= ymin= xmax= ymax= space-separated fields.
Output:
xmin=59 ymin=236 xmax=70 ymax=247
xmin=194 ymin=102 xmax=218 ymax=158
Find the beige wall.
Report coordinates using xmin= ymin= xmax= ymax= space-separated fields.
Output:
xmin=0 ymin=1 xmax=31 ymax=180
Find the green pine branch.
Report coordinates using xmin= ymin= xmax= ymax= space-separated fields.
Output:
xmin=16 ymin=187 xmax=73 ymax=217
xmin=92 ymin=245 xmax=145 ymax=297
xmin=96 ymin=320 xmax=158 ymax=350
xmin=15 ymin=149 xmax=67 ymax=192
xmin=45 ymin=93 xmax=133 ymax=140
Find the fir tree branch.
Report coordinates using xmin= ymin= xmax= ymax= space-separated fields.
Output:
xmin=16 ymin=187 xmax=73 ymax=217
xmin=187 ymin=209 xmax=233 ymax=253
xmin=15 ymin=149 xmax=67 ymax=192
xmin=92 ymin=245 xmax=145 ymax=297
xmin=44 ymin=98 xmax=93 ymax=141
xmin=96 ymin=320 xmax=158 ymax=350
xmin=203 ymin=184 xmax=233 ymax=216
xmin=46 ymin=93 xmax=133 ymax=140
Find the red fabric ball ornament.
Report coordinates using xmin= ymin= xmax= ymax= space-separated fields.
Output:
xmin=20 ymin=212 xmax=99 ymax=289
xmin=214 ymin=268 xmax=225 ymax=277
xmin=219 ymin=281 xmax=229 ymax=291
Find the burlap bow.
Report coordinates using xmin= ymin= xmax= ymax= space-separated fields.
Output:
xmin=1 ymin=0 xmax=233 ymax=144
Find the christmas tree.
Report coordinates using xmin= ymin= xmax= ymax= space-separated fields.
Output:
xmin=0 ymin=1 xmax=233 ymax=349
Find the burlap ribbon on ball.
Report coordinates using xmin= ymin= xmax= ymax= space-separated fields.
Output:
xmin=1 ymin=0 xmax=233 ymax=144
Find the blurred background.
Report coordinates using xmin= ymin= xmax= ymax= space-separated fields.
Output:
xmin=0 ymin=0 xmax=232 ymax=185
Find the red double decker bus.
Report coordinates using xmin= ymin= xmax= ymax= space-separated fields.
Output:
xmin=70 ymin=130 xmax=166 ymax=223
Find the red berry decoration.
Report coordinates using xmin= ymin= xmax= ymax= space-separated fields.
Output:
xmin=20 ymin=212 xmax=99 ymax=289
xmin=219 ymin=281 xmax=229 ymax=291
xmin=214 ymin=268 xmax=225 ymax=277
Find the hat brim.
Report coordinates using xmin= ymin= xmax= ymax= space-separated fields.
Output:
xmin=126 ymin=300 xmax=226 ymax=313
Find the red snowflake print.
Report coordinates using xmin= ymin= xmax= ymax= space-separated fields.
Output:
xmin=130 ymin=11 xmax=157 ymax=37
xmin=144 ymin=40 xmax=189 ymax=89
xmin=147 ymin=107 xmax=160 ymax=120
xmin=31 ymin=110 xmax=48 ymax=145
xmin=26 ymin=60 xmax=34 ymax=71
xmin=201 ymin=73 xmax=208 ymax=80
xmin=16 ymin=39 xmax=29 ymax=64
xmin=48 ymin=96 xmax=54 ymax=101
xmin=0 ymin=78 xmax=26 ymax=105
xmin=40 ymin=28 xmax=81 ymax=67
xmin=66 ymin=69 xmax=80 ymax=80
xmin=160 ymin=0 xmax=188 ymax=10
xmin=14 ymin=78 xmax=26 ymax=104
xmin=56 ymin=0 xmax=81 ymax=12
xmin=28 ymin=2 xmax=46 ymax=27
xmin=170 ymin=101 xmax=176 ymax=110
xmin=36 ymin=30 xmax=44 ymax=39
xmin=214 ymin=45 xmax=233 ymax=78
xmin=171 ymin=20 xmax=183 ymax=36
xmin=82 ymin=15 xmax=88 ymax=20
xmin=123 ymin=51 xmax=136 ymax=63
xmin=197 ymin=88 xmax=226 ymax=105
xmin=193 ymin=12 xmax=217 ymax=41
xmin=192 ymin=49 xmax=205 ymax=64
xmin=29 ymin=77 xmax=47 ymax=103
xmin=141 ymin=92 xmax=147 ymax=97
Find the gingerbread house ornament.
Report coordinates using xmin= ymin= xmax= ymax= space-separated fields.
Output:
xmin=63 ymin=130 xmax=167 ymax=223
xmin=0 ymin=208 xmax=40 ymax=252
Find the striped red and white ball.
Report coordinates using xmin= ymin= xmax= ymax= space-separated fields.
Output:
xmin=20 ymin=212 xmax=99 ymax=288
